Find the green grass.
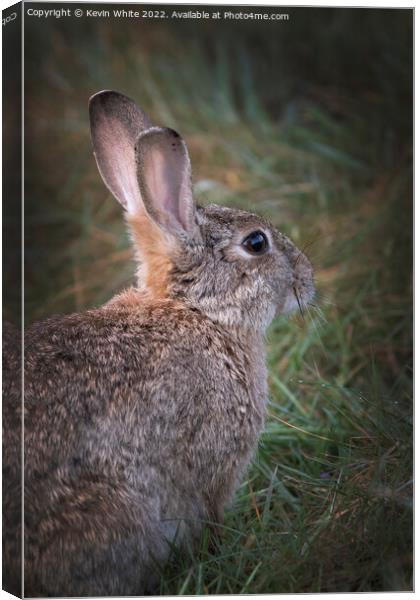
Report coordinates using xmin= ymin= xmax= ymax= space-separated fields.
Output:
xmin=22 ymin=8 xmax=412 ymax=593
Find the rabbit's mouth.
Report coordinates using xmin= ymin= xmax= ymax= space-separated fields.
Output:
xmin=280 ymin=254 xmax=315 ymax=316
xmin=281 ymin=282 xmax=314 ymax=315
xmin=282 ymin=280 xmax=315 ymax=315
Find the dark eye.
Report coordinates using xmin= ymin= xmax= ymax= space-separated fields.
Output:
xmin=242 ymin=230 xmax=269 ymax=255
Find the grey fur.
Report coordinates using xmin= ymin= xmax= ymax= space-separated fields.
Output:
xmin=3 ymin=321 xmax=22 ymax=597
xmin=7 ymin=92 xmax=314 ymax=596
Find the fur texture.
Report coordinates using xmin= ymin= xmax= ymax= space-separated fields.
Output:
xmin=6 ymin=91 xmax=315 ymax=596
xmin=2 ymin=321 xmax=22 ymax=597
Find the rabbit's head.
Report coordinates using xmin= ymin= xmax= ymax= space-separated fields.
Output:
xmin=90 ymin=91 xmax=314 ymax=331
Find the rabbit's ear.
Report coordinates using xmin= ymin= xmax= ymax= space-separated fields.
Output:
xmin=135 ymin=127 xmax=197 ymax=237
xmin=89 ymin=90 xmax=152 ymax=213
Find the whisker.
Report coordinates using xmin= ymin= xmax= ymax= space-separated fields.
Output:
xmin=315 ymin=292 xmax=337 ymax=308
xmin=293 ymin=286 xmax=305 ymax=319
xmin=305 ymin=296 xmax=329 ymax=323
xmin=293 ymin=235 xmax=332 ymax=269
xmin=306 ymin=306 xmax=328 ymax=357
xmin=311 ymin=304 xmax=328 ymax=325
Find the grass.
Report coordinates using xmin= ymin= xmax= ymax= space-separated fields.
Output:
xmin=22 ymin=8 xmax=412 ymax=593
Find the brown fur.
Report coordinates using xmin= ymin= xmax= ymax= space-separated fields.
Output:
xmin=126 ymin=213 xmax=174 ymax=298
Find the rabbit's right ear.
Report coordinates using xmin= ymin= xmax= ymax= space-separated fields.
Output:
xmin=135 ymin=127 xmax=198 ymax=238
xmin=89 ymin=90 xmax=152 ymax=213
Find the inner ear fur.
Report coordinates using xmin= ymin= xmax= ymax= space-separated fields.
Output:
xmin=89 ymin=90 xmax=152 ymax=214
xmin=135 ymin=127 xmax=198 ymax=238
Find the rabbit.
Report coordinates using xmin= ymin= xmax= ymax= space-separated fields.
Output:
xmin=18 ymin=90 xmax=315 ymax=596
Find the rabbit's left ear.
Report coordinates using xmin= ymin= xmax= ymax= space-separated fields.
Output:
xmin=89 ymin=90 xmax=152 ymax=213
xmin=135 ymin=127 xmax=198 ymax=238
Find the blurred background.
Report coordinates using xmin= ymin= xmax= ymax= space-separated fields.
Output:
xmin=23 ymin=4 xmax=412 ymax=593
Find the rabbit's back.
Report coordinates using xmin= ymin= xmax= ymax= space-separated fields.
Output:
xmin=23 ymin=290 xmax=267 ymax=595
xmin=3 ymin=321 xmax=22 ymax=597
xmin=24 ymin=290 xmax=266 ymax=471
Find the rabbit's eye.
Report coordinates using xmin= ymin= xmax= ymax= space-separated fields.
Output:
xmin=242 ymin=231 xmax=269 ymax=255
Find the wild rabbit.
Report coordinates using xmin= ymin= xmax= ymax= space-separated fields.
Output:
xmin=19 ymin=91 xmax=315 ymax=596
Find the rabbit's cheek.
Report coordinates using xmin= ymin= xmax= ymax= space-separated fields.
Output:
xmin=275 ymin=282 xmax=296 ymax=315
